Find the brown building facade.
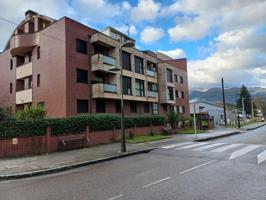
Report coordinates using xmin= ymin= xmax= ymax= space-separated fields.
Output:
xmin=0 ymin=10 xmax=190 ymax=118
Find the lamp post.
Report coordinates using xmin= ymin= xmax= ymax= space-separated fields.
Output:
xmin=110 ymin=40 xmax=134 ymax=153
xmin=251 ymin=99 xmax=255 ymax=119
xmin=242 ymin=97 xmax=246 ymax=123
xmin=221 ymin=78 xmax=227 ymax=127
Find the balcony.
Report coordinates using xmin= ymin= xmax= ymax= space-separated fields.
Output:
xmin=9 ymin=32 xmax=39 ymax=56
xmin=91 ymin=32 xmax=119 ymax=48
xmin=16 ymin=62 xmax=32 ymax=79
xmin=92 ymin=83 xmax=120 ymax=99
xmin=146 ymin=69 xmax=156 ymax=77
xmin=16 ymin=89 xmax=32 ymax=104
xmin=91 ymin=54 xmax=120 ymax=73
xmin=148 ymin=91 xmax=157 ymax=98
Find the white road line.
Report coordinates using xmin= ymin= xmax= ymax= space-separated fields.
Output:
xmin=178 ymin=142 xmax=211 ymax=149
xmin=257 ymin=150 xmax=266 ymax=164
xmin=179 ymin=160 xmax=216 ymax=175
xmin=143 ymin=177 xmax=171 ymax=188
xmin=107 ymin=194 xmax=124 ymax=200
xmin=211 ymin=143 xmax=242 ymax=153
xmin=229 ymin=145 xmax=261 ymax=160
xmin=193 ymin=143 xmax=226 ymax=151
xmin=161 ymin=142 xmax=194 ymax=149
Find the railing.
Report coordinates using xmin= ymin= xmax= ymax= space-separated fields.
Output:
xmin=103 ymin=84 xmax=117 ymax=93
xmin=148 ymin=91 xmax=157 ymax=98
xmin=102 ymin=55 xmax=116 ymax=66
xmin=16 ymin=89 xmax=32 ymax=104
xmin=16 ymin=62 xmax=32 ymax=79
xmin=146 ymin=69 xmax=156 ymax=77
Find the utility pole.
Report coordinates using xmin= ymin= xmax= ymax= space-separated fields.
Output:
xmin=242 ymin=98 xmax=246 ymax=123
xmin=193 ymin=103 xmax=197 ymax=139
xmin=251 ymin=99 xmax=254 ymax=118
xmin=221 ymin=78 xmax=227 ymax=127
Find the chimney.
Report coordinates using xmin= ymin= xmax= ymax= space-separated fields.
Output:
xmin=25 ymin=10 xmax=38 ymax=18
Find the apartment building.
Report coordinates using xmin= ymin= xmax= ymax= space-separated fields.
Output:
xmin=0 ymin=10 xmax=189 ymax=118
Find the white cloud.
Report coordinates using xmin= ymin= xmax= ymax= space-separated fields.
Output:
xmin=157 ymin=48 xmax=186 ymax=59
xmin=131 ymin=0 xmax=160 ymax=22
xmin=140 ymin=26 xmax=164 ymax=43
xmin=116 ymin=25 xmax=138 ymax=36
xmin=168 ymin=17 xmax=211 ymax=41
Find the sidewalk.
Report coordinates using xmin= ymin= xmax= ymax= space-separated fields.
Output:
xmin=0 ymin=122 xmax=265 ymax=180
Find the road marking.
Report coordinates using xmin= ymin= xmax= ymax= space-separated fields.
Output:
xmin=229 ymin=145 xmax=261 ymax=160
xmin=161 ymin=142 xmax=194 ymax=149
xmin=179 ymin=160 xmax=216 ymax=175
xmin=178 ymin=142 xmax=211 ymax=149
xmin=107 ymin=194 xmax=124 ymax=200
xmin=143 ymin=177 xmax=171 ymax=188
xmin=211 ymin=143 xmax=242 ymax=153
xmin=257 ymin=150 xmax=266 ymax=164
xmin=193 ymin=143 xmax=226 ymax=151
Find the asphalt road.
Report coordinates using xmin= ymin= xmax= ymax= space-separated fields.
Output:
xmin=1 ymin=126 xmax=266 ymax=200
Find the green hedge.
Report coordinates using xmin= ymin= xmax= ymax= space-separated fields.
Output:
xmin=0 ymin=114 xmax=165 ymax=139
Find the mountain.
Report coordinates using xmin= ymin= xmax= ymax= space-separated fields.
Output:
xmin=189 ymin=87 xmax=266 ymax=104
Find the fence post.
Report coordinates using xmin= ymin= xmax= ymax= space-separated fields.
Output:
xmin=46 ymin=126 xmax=51 ymax=153
xmin=85 ymin=125 xmax=90 ymax=147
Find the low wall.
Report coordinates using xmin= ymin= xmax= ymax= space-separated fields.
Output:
xmin=0 ymin=125 xmax=164 ymax=158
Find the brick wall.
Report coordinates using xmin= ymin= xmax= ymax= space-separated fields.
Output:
xmin=0 ymin=125 xmax=164 ymax=158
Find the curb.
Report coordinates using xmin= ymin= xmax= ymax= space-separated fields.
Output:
xmin=194 ymin=131 xmax=242 ymax=142
xmin=0 ymin=147 xmax=156 ymax=181
xmin=244 ymin=123 xmax=266 ymax=131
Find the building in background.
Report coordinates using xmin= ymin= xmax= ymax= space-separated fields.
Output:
xmin=0 ymin=10 xmax=189 ymax=118
xmin=189 ymin=101 xmax=224 ymax=129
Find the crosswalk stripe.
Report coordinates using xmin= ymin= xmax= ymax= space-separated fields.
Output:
xmin=211 ymin=143 xmax=242 ymax=153
xmin=257 ymin=150 xmax=266 ymax=164
xmin=193 ymin=143 xmax=226 ymax=151
xmin=178 ymin=142 xmax=211 ymax=149
xmin=229 ymin=145 xmax=261 ymax=160
xmin=161 ymin=142 xmax=194 ymax=149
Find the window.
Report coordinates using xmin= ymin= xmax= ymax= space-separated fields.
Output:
xmin=76 ymin=38 xmax=87 ymax=54
xmin=96 ymin=100 xmax=106 ymax=113
xmin=152 ymin=103 xmax=159 ymax=115
xmin=37 ymin=46 xmax=40 ymax=59
xmin=181 ymin=91 xmax=184 ymax=99
xmin=38 ymin=102 xmax=45 ymax=108
xmin=174 ymin=74 xmax=178 ymax=82
xmin=175 ymin=90 xmax=179 ymax=98
xmin=10 ymin=59 xmax=13 ymax=70
xmin=116 ymin=101 xmax=121 ymax=113
xmin=147 ymin=62 xmax=156 ymax=72
xmin=29 ymin=76 xmax=32 ymax=89
xmin=37 ymin=74 xmax=40 ymax=87
xmin=179 ymin=76 xmax=184 ymax=84
xmin=135 ymin=56 xmax=144 ymax=74
xmin=77 ymin=99 xmax=88 ymax=113
xmin=167 ymin=69 xmax=173 ymax=82
xmin=148 ymin=83 xmax=157 ymax=91
xmin=130 ymin=102 xmax=137 ymax=113
xmin=182 ymin=106 xmax=185 ymax=113
xmin=135 ymin=79 xmax=145 ymax=96
xmin=144 ymin=103 xmax=150 ymax=113
xmin=123 ymin=76 xmax=132 ymax=95
xmin=9 ymin=82 xmax=12 ymax=94
xmin=76 ymin=68 xmax=88 ymax=83
xmin=168 ymin=86 xmax=174 ymax=100
xmin=122 ymin=51 xmax=131 ymax=70
xmin=176 ymin=106 xmax=180 ymax=113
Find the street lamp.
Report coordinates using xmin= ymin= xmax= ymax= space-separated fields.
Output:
xmin=109 ymin=40 xmax=134 ymax=153
xmin=242 ymin=98 xmax=246 ymax=123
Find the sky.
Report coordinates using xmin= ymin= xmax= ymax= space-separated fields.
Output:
xmin=0 ymin=0 xmax=265 ymax=90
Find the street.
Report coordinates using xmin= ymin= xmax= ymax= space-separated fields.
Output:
xmin=1 ymin=126 xmax=266 ymax=200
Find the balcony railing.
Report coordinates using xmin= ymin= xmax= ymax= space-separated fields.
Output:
xmin=102 ymin=55 xmax=116 ymax=66
xmin=148 ymin=91 xmax=157 ymax=98
xmin=146 ymin=69 xmax=156 ymax=77
xmin=103 ymin=84 xmax=117 ymax=93
xmin=16 ymin=62 xmax=32 ymax=79
xmin=16 ymin=89 xmax=32 ymax=104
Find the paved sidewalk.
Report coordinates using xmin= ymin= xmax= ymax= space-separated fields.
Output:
xmin=0 ymin=122 xmax=265 ymax=180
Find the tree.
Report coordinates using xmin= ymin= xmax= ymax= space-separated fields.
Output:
xmin=166 ymin=111 xmax=181 ymax=129
xmin=16 ymin=106 xmax=46 ymax=120
xmin=236 ymin=85 xmax=255 ymax=115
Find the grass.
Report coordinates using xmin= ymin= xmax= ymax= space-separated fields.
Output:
xmin=177 ymin=129 xmax=207 ymax=134
xmin=126 ymin=134 xmax=171 ymax=144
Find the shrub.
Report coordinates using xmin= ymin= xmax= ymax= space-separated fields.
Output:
xmin=16 ymin=106 xmax=46 ymax=120
xmin=167 ymin=111 xmax=181 ymax=128
xmin=0 ymin=107 xmax=13 ymax=122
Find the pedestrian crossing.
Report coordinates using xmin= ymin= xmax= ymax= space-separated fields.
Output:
xmin=161 ymin=142 xmax=266 ymax=164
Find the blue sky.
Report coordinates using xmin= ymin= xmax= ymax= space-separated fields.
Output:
xmin=0 ymin=0 xmax=266 ymax=89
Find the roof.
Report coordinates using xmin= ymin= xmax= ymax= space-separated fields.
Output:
xmin=189 ymin=100 xmax=223 ymax=109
